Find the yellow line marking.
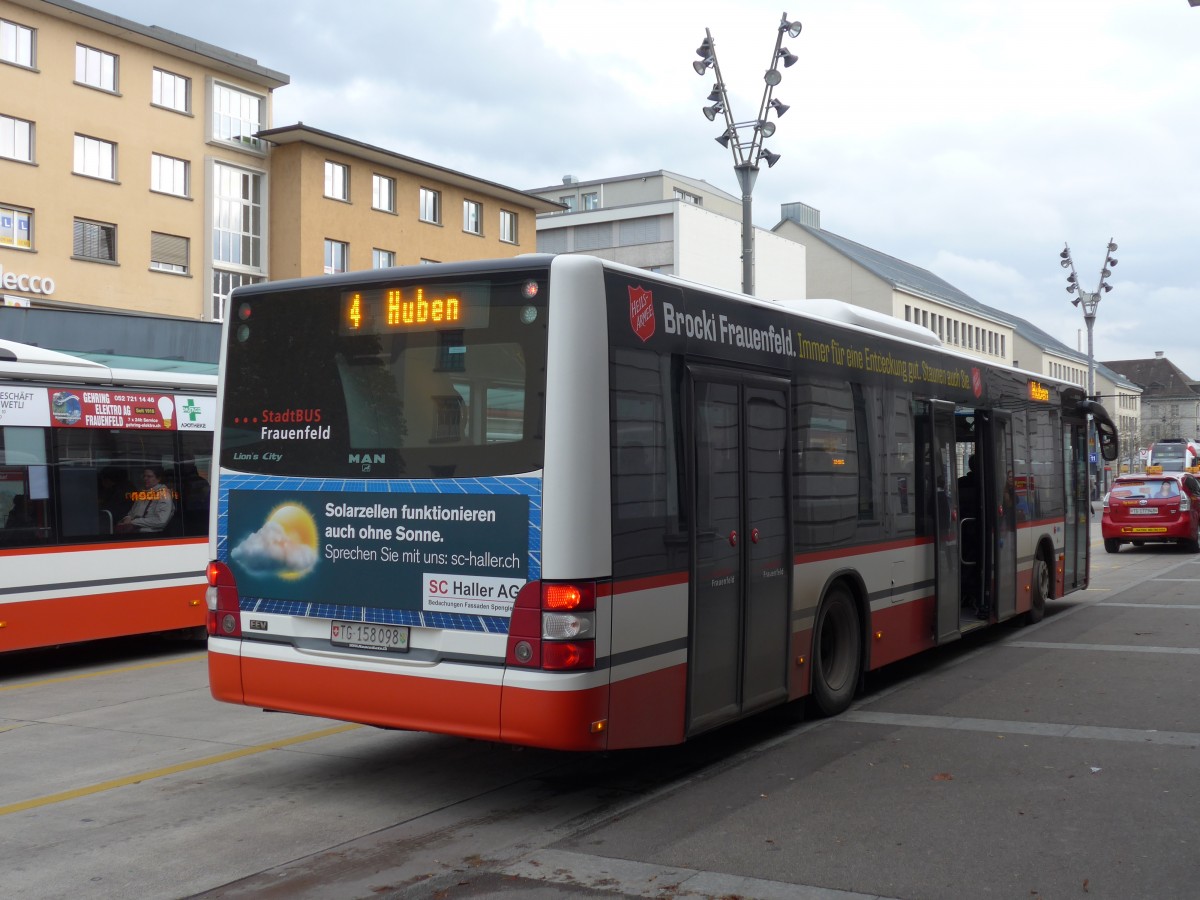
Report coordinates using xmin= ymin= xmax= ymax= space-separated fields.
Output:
xmin=0 ymin=653 xmax=206 ymax=693
xmin=0 ymin=723 xmax=361 ymax=816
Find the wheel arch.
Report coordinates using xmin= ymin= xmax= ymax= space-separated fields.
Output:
xmin=813 ymin=566 xmax=871 ymax=674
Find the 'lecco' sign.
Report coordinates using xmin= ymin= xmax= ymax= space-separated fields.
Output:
xmin=0 ymin=264 xmax=55 ymax=295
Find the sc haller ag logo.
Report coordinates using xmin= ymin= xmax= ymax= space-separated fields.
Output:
xmin=628 ymin=285 xmax=655 ymax=342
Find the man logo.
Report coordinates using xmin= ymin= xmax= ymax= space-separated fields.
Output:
xmin=349 ymin=453 xmax=387 ymax=465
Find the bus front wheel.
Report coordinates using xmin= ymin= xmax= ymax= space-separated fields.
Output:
xmin=810 ymin=583 xmax=862 ymax=717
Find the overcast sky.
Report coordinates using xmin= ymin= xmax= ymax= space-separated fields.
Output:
xmin=100 ymin=0 xmax=1200 ymax=383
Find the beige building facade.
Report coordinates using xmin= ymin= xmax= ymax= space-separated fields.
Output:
xmin=0 ymin=1 xmax=554 ymax=329
xmin=261 ymin=125 xmax=557 ymax=281
xmin=0 ymin=0 xmax=287 ymax=322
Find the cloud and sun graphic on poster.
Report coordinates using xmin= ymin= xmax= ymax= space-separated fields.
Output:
xmin=230 ymin=502 xmax=319 ymax=580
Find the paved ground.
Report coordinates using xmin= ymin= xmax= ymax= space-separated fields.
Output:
xmin=406 ymin=531 xmax=1200 ymax=899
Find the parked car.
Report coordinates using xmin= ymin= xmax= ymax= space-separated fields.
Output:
xmin=1101 ymin=473 xmax=1200 ymax=553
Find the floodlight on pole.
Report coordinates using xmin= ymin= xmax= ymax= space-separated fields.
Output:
xmin=1059 ymin=238 xmax=1119 ymax=496
xmin=692 ymin=11 xmax=801 ymax=296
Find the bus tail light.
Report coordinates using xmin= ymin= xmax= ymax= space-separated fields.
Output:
xmin=205 ymin=560 xmax=241 ymax=638
xmin=505 ymin=580 xmax=597 ymax=671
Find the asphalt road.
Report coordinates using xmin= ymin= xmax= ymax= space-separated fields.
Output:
xmin=3 ymin=524 xmax=1197 ymax=900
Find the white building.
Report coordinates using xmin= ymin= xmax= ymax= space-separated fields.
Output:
xmin=527 ymin=171 xmax=805 ymax=302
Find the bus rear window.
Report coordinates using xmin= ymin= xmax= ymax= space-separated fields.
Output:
xmin=220 ymin=270 xmax=549 ymax=479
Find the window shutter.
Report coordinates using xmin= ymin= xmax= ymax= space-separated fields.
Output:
xmin=151 ymin=232 xmax=188 ymax=268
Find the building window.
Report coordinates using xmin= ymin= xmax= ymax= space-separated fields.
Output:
xmin=152 ymin=68 xmax=190 ymax=113
xmin=372 ymin=248 xmax=395 ymax=269
xmin=324 ymin=160 xmax=349 ymax=200
xmin=372 ymin=174 xmax=395 ymax=212
xmin=500 ymin=209 xmax=518 ymax=244
xmin=73 ymin=134 xmax=116 ymax=181
xmin=213 ymin=162 xmax=263 ymax=269
xmin=582 ymin=191 xmax=600 ymax=211
xmin=151 ymin=153 xmax=189 ymax=197
xmin=419 ymin=187 xmax=440 ymax=224
xmin=420 ymin=258 xmax=439 ymax=265
xmin=1 ymin=19 xmax=35 ymax=68
xmin=212 ymin=82 xmax=264 ymax=151
xmin=463 ymin=199 xmax=482 ymax=235
xmin=212 ymin=270 xmax=262 ymax=322
xmin=73 ymin=218 xmax=116 ymax=262
xmin=324 ymin=239 xmax=348 ymax=274
xmin=1 ymin=114 xmax=33 ymax=163
xmin=674 ymin=188 xmax=702 ymax=206
xmin=150 ymin=232 xmax=189 ymax=274
xmin=559 ymin=195 xmax=576 ymax=212
xmin=0 ymin=204 xmax=32 ymax=249
xmin=75 ymin=44 xmax=117 ymax=92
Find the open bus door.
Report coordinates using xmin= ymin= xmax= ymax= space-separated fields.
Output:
xmin=930 ymin=400 xmax=962 ymax=642
xmin=984 ymin=411 xmax=1018 ymax=621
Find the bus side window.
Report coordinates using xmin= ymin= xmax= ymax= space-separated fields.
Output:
xmin=179 ymin=447 xmax=211 ymax=536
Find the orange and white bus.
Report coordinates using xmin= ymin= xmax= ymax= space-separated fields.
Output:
xmin=206 ymin=255 xmax=1118 ymax=750
xmin=1147 ymin=438 xmax=1200 ymax=473
xmin=1 ymin=339 xmax=215 ymax=652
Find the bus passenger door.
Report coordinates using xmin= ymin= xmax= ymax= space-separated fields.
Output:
xmin=1063 ymin=416 xmax=1089 ymax=590
xmin=687 ymin=369 xmax=791 ymax=735
xmin=931 ymin=400 xmax=961 ymax=643
xmin=986 ymin=411 xmax=1017 ymax=620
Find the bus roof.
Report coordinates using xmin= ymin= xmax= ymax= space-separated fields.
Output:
xmin=0 ymin=338 xmax=216 ymax=391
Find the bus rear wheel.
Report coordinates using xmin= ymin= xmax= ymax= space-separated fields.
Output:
xmin=810 ymin=583 xmax=862 ymax=717
xmin=1024 ymin=552 xmax=1049 ymax=625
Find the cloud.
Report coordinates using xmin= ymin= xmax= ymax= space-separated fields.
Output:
xmin=231 ymin=520 xmax=317 ymax=575
xmin=98 ymin=0 xmax=1200 ymax=380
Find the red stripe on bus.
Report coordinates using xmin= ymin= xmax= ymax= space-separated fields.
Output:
xmin=234 ymin=654 xmax=505 ymax=742
xmin=0 ymin=537 xmax=205 ymax=558
xmin=605 ymin=662 xmax=688 ymax=749
xmin=867 ymin=595 xmax=938 ymax=669
xmin=208 ymin=646 xmax=244 ymax=704
xmin=612 ymin=572 xmax=689 ymax=594
xmin=499 ymin=682 xmax=611 ymax=751
xmin=0 ymin=585 xmax=205 ymax=652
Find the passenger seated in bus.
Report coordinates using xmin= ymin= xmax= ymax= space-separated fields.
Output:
xmin=115 ymin=467 xmax=174 ymax=534
xmin=5 ymin=494 xmax=34 ymax=529
xmin=179 ymin=454 xmax=210 ymax=535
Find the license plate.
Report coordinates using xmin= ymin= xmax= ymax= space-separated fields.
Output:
xmin=1127 ymin=507 xmax=1158 ymax=515
xmin=330 ymin=620 xmax=409 ymax=652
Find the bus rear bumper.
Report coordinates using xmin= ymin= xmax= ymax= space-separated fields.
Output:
xmin=207 ymin=639 xmax=613 ymax=749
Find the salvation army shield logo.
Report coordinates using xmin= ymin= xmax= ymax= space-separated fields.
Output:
xmin=628 ymin=286 xmax=656 ymax=343
xmin=971 ymin=367 xmax=983 ymax=398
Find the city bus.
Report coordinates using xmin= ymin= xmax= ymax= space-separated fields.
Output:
xmin=206 ymin=255 xmax=1119 ymax=750
xmin=1 ymin=339 xmax=215 ymax=652
xmin=1147 ymin=438 xmax=1200 ymax=473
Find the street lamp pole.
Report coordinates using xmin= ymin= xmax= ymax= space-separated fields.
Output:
xmin=1060 ymin=239 xmax=1118 ymax=495
xmin=694 ymin=13 xmax=801 ymax=296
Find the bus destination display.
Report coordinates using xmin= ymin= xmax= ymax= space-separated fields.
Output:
xmin=340 ymin=283 xmax=491 ymax=335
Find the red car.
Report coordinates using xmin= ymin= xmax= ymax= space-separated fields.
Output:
xmin=1102 ymin=473 xmax=1200 ymax=553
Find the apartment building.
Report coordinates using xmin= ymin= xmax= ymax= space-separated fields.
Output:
xmin=261 ymin=124 xmax=558 ymax=281
xmin=0 ymin=0 xmax=288 ymax=322
xmin=0 ymin=1 xmax=555 ymax=332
